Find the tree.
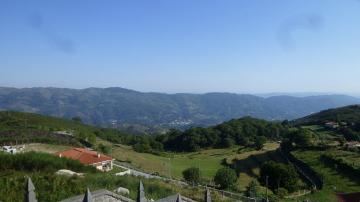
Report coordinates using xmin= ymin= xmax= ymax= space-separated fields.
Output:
xmin=254 ymin=136 xmax=266 ymax=150
xmin=98 ymin=143 xmax=111 ymax=155
xmin=182 ymin=167 xmax=201 ymax=185
xmin=214 ymin=167 xmax=237 ymax=189
xmin=133 ymin=143 xmax=152 ymax=153
xmin=291 ymin=129 xmax=315 ymax=148
xmin=259 ymin=161 xmax=299 ymax=192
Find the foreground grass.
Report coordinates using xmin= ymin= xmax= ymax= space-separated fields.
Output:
xmin=292 ymin=150 xmax=360 ymax=202
xmin=21 ymin=142 xmax=280 ymax=193
xmin=1 ymin=171 xmax=227 ymax=202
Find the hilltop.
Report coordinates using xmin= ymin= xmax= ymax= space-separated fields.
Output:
xmin=293 ymin=105 xmax=360 ymax=125
xmin=0 ymin=111 xmax=132 ymax=147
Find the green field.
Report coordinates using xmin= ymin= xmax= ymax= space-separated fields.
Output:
xmin=104 ymin=141 xmax=280 ymax=190
xmin=292 ymin=150 xmax=360 ymax=202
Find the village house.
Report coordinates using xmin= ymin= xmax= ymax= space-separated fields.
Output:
xmin=56 ymin=148 xmax=113 ymax=172
xmin=344 ymin=141 xmax=360 ymax=149
xmin=324 ymin=121 xmax=340 ymax=129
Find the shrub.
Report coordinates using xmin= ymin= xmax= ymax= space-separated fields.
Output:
xmin=133 ymin=143 xmax=152 ymax=153
xmin=182 ymin=167 xmax=201 ymax=185
xmin=98 ymin=143 xmax=112 ymax=154
xmin=275 ymin=188 xmax=288 ymax=198
xmin=214 ymin=167 xmax=237 ymax=189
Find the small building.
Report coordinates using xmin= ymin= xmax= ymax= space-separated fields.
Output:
xmin=325 ymin=121 xmax=339 ymax=129
xmin=2 ymin=146 xmax=17 ymax=154
xmin=56 ymin=148 xmax=113 ymax=172
xmin=54 ymin=130 xmax=74 ymax=136
xmin=344 ymin=141 xmax=360 ymax=149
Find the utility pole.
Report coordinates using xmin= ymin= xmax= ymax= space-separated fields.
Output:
xmin=168 ymin=157 xmax=172 ymax=180
xmin=266 ymin=176 xmax=269 ymax=202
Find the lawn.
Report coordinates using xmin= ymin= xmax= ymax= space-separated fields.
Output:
xmin=292 ymin=150 xmax=360 ymax=202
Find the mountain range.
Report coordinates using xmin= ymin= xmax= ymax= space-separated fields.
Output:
xmin=0 ymin=87 xmax=360 ymax=130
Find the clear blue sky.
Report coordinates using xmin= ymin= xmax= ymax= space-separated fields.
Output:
xmin=1 ymin=0 xmax=360 ymax=94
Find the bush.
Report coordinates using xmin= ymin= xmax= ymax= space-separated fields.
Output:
xmin=182 ymin=167 xmax=201 ymax=185
xmin=98 ymin=143 xmax=112 ymax=154
xmin=214 ymin=167 xmax=237 ymax=189
xmin=253 ymin=136 xmax=266 ymax=150
xmin=133 ymin=143 xmax=152 ymax=153
xmin=275 ymin=188 xmax=288 ymax=198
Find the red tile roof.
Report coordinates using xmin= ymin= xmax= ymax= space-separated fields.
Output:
xmin=336 ymin=192 xmax=360 ymax=202
xmin=55 ymin=148 xmax=113 ymax=165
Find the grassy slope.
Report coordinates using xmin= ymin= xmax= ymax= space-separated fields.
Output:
xmin=292 ymin=150 xmax=360 ymax=202
xmin=10 ymin=141 xmax=280 ymax=193
xmin=98 ymin=139 xmax=279 ymax=190
xmin=0 ymin=111 xmax=94 ymax=131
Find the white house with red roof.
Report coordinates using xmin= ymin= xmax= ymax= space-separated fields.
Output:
xmin=56 ymin=148 xmax=114 ymax=171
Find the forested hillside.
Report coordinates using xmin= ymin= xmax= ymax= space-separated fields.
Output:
xmin=142 ymin=117 xmax=289 ymax=152
xmin=294 ymin=105 xmax=360 ymax=125
xmin=0 ymin=87 xmax=359 ymax=130
xmin=0 ymin=111 xmax=134 ymax=146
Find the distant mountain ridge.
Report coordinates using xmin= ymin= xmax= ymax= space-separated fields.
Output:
xmin=0 ymin=87 xmax=359 ymax=129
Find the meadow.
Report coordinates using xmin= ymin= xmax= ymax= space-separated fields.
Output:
xmin=107 ymin=141 xmax=280 ymax=190
xmin=24 ymin=141 xmax=279 ymax=191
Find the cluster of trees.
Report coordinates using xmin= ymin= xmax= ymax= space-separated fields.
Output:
xmin=156 ymin=117 xmax=288 ymax=152
xmin=0 ymin=111 xmax=290 ymax=153
xmin=182 ymin=161 xmax=302 ymax=198
xmin=182 ymin=166 xmax=238 ymax=189
xmin=281 ymin=128 xmax=316 ymax=151
xmin=97 ymin=117 xmax=289 ymax=154
xmin=339 ymin=127 xmax=360 ymax=141
xmin=259 ymin=161 xmax=299 ymax=193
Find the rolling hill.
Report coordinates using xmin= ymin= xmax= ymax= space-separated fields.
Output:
xmin=293 ymin=105 xmax=360 ymax=125
xmin=0 ymin=87 xmax=359 ymax=130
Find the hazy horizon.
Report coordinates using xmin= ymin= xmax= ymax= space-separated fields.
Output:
xmin=1 ymin=85 xmax=360 ymax=98
xmin=1 ymin=1 xmax=360 ymax=93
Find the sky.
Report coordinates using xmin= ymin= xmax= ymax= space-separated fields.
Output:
xmin=0 ymin=0 xmax=360 ymax=94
